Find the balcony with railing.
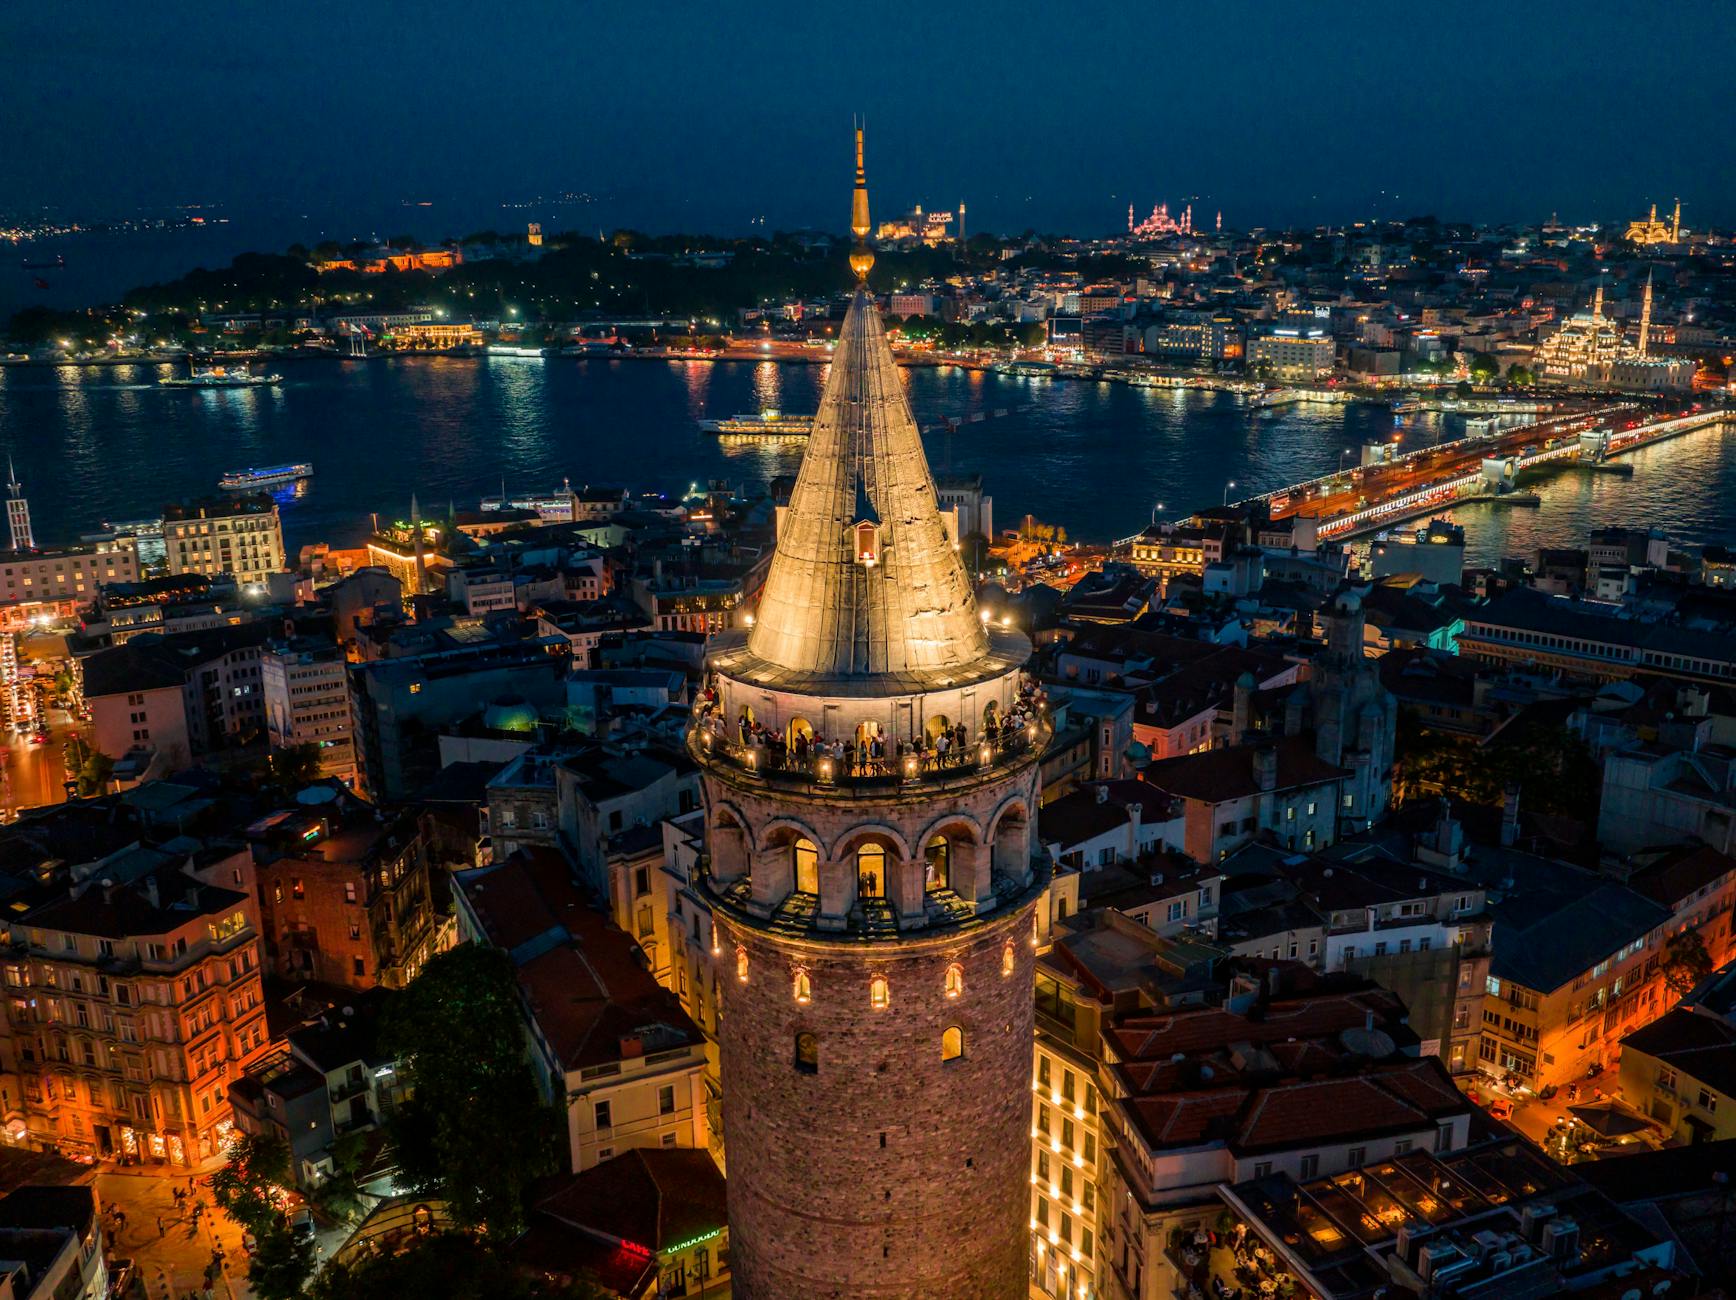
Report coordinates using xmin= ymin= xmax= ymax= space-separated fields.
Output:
xmin=690 ymin=714 xmax=1051 ymax=799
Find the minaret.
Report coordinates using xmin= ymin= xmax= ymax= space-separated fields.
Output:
xmin=1128 ymin=202 xmax=1135 ymax=234
xmin=1592 ymin=278 xmax=1604 ymax=320
xmin=1639 ymin=270 xmax=1654 ymax=357
xmin=1672 ymin=198 xmax=1682 ymax=243
xmin=1216 ymin=208 xmax=1223 ymax=233
xmin=957 ymin=199 xmax=965 ymax=244
xmin=702 ymin=129 xmax=1045 ymax=1300
xmin=5 ymin=459 xmax=32 ymax=553
xmin=409 ymin=494 xmax=427 ymax=595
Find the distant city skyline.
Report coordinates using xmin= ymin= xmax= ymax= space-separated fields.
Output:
xmin=5 ymin=1 xmax=1735 ymax=238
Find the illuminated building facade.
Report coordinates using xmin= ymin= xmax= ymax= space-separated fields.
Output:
xmin=1625 ymin=199 xmax=1682 ymax=246
xmin=1248 ymin=328 xmax=1336 ymax=379
xmin=1127 ymin=201 xmax=1193 ymax=239
xmin=700 ymin=132 xmax=1049 ymax=1299
xmin=162 ymin=495 xmax=285 ymax=588
xmin=875 ymin=202 xmax=958 ymax=245
xmin=1535 ymin=280 xmax=1695 ymax=390
xmin=0 ymin=849 xmax=269 ymax=1166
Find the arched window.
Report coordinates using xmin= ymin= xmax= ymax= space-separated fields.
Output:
xmin=924 ymin=835 xmax=951 ymax=890
xmin=794 ymin=1031 xmax=818 ymax=1074
xmin=944 ymin=962 xmax=964 ymax=999
xmin=941 ymin=1026 xmax=964 ymax=1063
xmin=735 ymin=947 xmax=749 ymax=983
xmin=792 ymin=837 xmax=819 ymax=895
xmin=925 ymin=714 xmax=952 ymax=741
xmin=869 ymin=974 xmax=890 ymax=1010
xmin=786 ymin=716 xmax=814 ymax=747
xmin=857 ymin=844 xmax=887 ymax=899
xmin=792 ymin=968 xmax=811 ymax=1004
xmin=1002 ymin=940 xmax=1016 ymax=977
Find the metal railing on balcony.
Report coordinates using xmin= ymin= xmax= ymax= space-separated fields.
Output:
xmin=690 ymin=715 xmax=1051 ymax=796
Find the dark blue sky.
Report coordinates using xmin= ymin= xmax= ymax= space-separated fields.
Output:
xmin=6 ymin=0 xmax=1733 ymax=238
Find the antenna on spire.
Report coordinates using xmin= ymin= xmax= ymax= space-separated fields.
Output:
xmin=5 ymin=457 xmax=18 ymax=498
xmin=849 ymin=119 xmax=875 ymax=283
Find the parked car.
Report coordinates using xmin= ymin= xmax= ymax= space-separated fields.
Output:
xmin=289 ymin=1207 xmax=315 ymax=1242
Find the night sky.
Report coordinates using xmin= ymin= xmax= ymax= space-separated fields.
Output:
xmin=6 ymin=0 xmax=1734 ymax=238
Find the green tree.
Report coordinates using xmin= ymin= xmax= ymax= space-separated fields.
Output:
xmin=1662 ymin=929 xmax=1714 ymax=998
xmin=382 ymin=945 xmax=562 ymax=1239
xmin=1506 ymin=364 xmax=1535 ymax=387
xmin=75 ymin=750 xmax=114 ymax=798
xmin=309 ymin=1232 xmax=605 ymax=1300
xmin=213 ymin=1133 xmax=316 ymax=1300
xmin=265 ymin=743 xmax=324 ymax=794
xmin=1467 ymin=352 xmax=1500 ymax=384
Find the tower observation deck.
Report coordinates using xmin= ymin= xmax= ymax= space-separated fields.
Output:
xmin=694 ymin=129 xmax=1048 ymax=1299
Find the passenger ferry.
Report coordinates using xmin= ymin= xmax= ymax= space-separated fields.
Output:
xmin=699 ymin=409 xmax=813 ymax=437
xmin=160 ymin=365 xmax=282 ymax=388
xmin=218 ymin=463 xmax=313 ymax=492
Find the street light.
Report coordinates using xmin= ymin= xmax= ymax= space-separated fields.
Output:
xmin=1149 ymin=500 xmax=1166 ymax=526
xmin=1339 ymin=447 xmax=1354 ymax=475
xmin=1222 ymin=480 xmax=1236 ymax=507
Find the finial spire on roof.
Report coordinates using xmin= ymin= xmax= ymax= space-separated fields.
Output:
xmin=741 ymin=145 xmax=989 ymax=679
xmin=849 ymin=120 xmax=874 ymax=283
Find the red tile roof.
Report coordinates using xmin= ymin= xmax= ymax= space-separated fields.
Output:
xmin=1141 ymin=735 xmax=1348 ymax=805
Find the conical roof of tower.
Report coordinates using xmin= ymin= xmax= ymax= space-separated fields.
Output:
xmin=744 ymin=288 xmax=990 ymax=679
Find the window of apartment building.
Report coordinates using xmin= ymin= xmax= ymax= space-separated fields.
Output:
xmin=1038 ymin=1055 xmax=1052 ymax=1091
xmin=608 ymin=810 xmax=623 ymax=833
xmin=1346 ymin=1147 xmax=1365 ymax=1168
xmin=1037 ymin=1151 xmax=1051 ymax=1183
xmin=594 ymin=1100 xmax=612 ymax=1130
xmin=352 ymin=957 xmax=364 ymax=978
xmin=1253 ymin=1162 xmax=1272 ymax=1178
xmin=660 ymin=1132 xmax=677 ymax=1148
xmin=1394 ymin=1140 xmax=1413 ymax=1155
xmin=1167 ymin=901 xmax=1185 ymax=923
xmin=1658 ymin=1066 xmax=1678 ymax=1091
xmin=343 ymin=883 xmax=357 ymax=904
xmin=1435 ymin=1124 xmax=1454 ymax=1152
xmin=637 ymin=905 xmax=654 ymax=939
xmin=1036 ymin=1104 xmax=1050 ymax=1137
xmin=634 ymin=866 xmax=650 ymax=896
xmin=1298 ymin=1154 xmax=1318 ymax=1179
xmin=1699 ymin=1089 xmax=1718 ymax=1112
xmin=658 ymin=1085 xmax=676 ymax=1116
xmin=292 ymin=879 xmax=305 ymax=900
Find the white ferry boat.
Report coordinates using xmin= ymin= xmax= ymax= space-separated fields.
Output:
xmin=160 ymin=365 xmax=282 ymax=388
xmin=699 ymin=409 xmax=814 ymax=437
xmin=218 ymin=462 xmax=313 ymax=492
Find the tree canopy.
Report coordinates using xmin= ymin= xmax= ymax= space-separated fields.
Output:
xmin=381 ymin=944 xmax=563 ymax=1239
xmin=309 ymin=1232 xmax=605 ymax=1300
xmin=211 ymin=1133 xmax=316 ymax=1300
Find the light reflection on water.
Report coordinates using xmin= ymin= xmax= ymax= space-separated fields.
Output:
xmin=1 ymin=357 xmax=1731 ymax=565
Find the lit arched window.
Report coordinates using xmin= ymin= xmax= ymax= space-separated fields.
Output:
xmin=857 ymin=844 xmax=887 ymax=899
xmin=1002 ymin=940 xmax=1016 ymax=977
xmin=794 ymin=1031 xmax=818 ymax=1074
xmin=792 ymin=837 xmax=820 ymax=894
xmin=793 ymin=968 xmax=811 ymax=1004
xmin=869 ymin=974 xmax=890 ymax=1010
xmin=735 ymin=947 xmax=749 ymax=983
xmin=1031 ymin=911 xmax=1041 ymax=947
xmin=944 ymin=962 xmax=964 ymax=999
xmin=941 ymin=1026 xmax=964 ymax=1062
xmin=925 ymin=835 xmax=951 ymax=890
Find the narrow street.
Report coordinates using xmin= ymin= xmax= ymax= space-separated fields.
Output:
xmin=0 ymin=705 xmax=84 ymax=813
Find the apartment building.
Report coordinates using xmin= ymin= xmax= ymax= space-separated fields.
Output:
xmin=0 ymin=851 xmax=267 ymax=1167
xmin=1098 ymin=979 xmax=1469 ymax=1300
xmin=0 ymin=535 xmax=140 ymax=608
xmin=453 ymin=848 xmax=710 ymax=1173
xmin=247 ymin=794 xmax=437 ymax=991
xmin=261 ymin=639 xmax=356 ymax=784
xmin=161 ymin=495 xmax=285 ymax=587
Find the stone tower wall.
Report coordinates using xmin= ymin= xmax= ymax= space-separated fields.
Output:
xmin=717 ymin=902 xmax=1037 ymax=1299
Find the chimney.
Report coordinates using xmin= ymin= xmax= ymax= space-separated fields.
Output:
xmin=1232 ymin=671 xmax=1256 ymax=740
xmin=1253 ymin=745 xmax=1278 ymax=793
xmin=1500 ymin=784 xmax=1521 ymax=848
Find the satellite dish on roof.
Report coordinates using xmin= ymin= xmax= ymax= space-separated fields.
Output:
xmin=296 ymin=786 xmax=338 ymax=806
xmin=1339 ymin=1027 xmax=1396 ymax=1058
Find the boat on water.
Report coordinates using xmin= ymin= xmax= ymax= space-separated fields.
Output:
xmin=219 ymin=463 xmax=313 ymax=492
xmin=160 ymin=365 xmax=282 ymax=389
xmin=20 ymin=255 xmax=65 ymax=270
xmin=699 ymin=409 xmax=814 ymax=437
